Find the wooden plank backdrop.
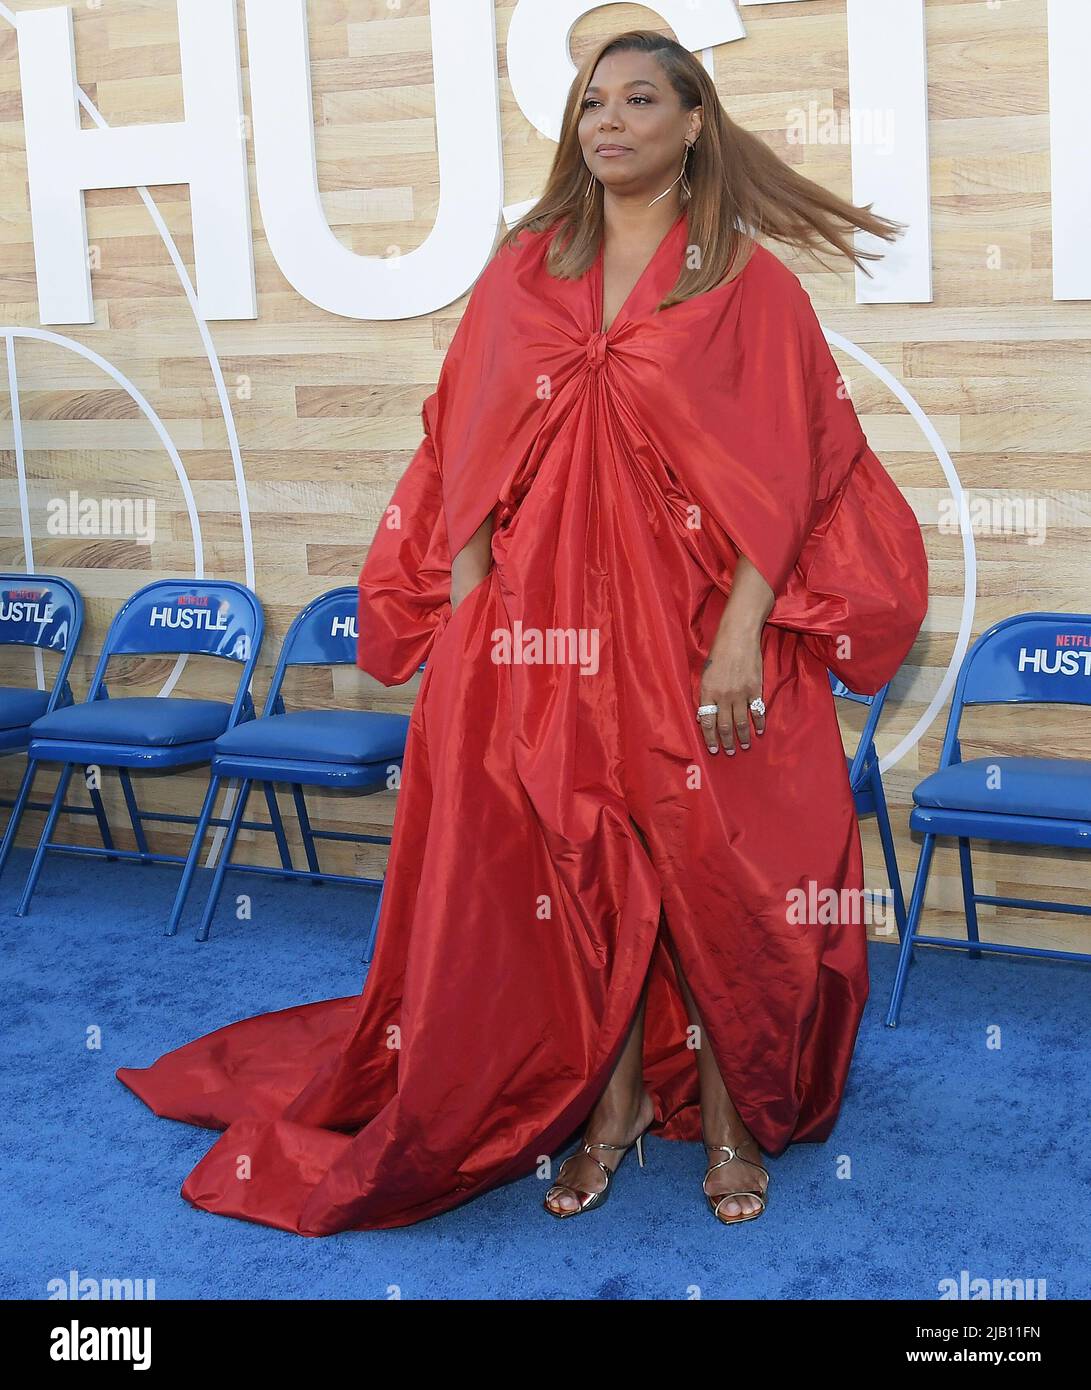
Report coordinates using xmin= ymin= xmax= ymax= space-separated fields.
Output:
xmin=0 ymin=0 xmax=1088 ymax=950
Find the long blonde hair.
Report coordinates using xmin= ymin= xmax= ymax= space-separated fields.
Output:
xmin=499 ymin=28 xmax=905 ymax=310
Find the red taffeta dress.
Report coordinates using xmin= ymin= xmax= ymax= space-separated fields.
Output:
xmin=117 ymin=211 xmax=929 ymax=1233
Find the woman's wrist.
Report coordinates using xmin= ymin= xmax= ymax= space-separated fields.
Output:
xmin=711 ymin=602 xmax=767 ymax=654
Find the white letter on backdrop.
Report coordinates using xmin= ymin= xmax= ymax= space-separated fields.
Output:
xmin=16 ymin=0 xmax=254 ymax=325
xmin=244 ymin=0 xmax=503 ymax=318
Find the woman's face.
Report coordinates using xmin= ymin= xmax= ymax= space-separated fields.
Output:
xmin=577 ymin=51 xmax=700 ymax=199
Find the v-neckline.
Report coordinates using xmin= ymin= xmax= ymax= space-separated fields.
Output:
xmin=594 ymin=210 xmax=687 ymax=336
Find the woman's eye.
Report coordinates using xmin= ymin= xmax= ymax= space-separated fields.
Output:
xmin=581 ymin=95 xmax=652 ymax=110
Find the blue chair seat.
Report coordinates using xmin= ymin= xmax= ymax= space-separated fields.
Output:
xmin=0 ymin=685 xmax=53 ymax=730
xmin=28 ymin=696 xmax=235 ymax=747
xmin=913 ymin=756 xmax=1091 ymax=822
xmin=214 ymin=709 xmax=409 ymax=764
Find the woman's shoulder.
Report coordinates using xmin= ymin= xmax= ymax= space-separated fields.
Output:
xmin=464 ymin=220 xmax=552 ymax=302
xmin=493 ymin=219 xmax=558 ymax=278
xmin=726 ymin=239 xmax=805 ymax=296
xmin=724 ymin=239 xmax=827 ymax=332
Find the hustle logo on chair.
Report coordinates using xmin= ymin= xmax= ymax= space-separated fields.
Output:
xmin=0 ymin=589 xmax=54 ymax=625
xmin=1017 ymin=635 xmax=1091 ymax=677
xmin=147 ymin=594 xmax=230 ymax=633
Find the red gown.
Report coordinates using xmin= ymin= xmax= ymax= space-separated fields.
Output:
xmin=117 ymin=211 xmax=929 ymax=1233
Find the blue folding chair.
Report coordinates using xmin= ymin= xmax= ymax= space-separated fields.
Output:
xmin=886 ymin=611 xmax=1091 ymax=1026
xmin=177 ymin=586 xmax=410 ymax=948
xmin=0 ymin=574 xmax=104 ymax=878
xmin=13 ymin=578 xmax=263 ymax=920
xmin=832 ymin=674 xmax=908 ymax=939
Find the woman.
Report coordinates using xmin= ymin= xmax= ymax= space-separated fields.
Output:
xmin=117 ymin=30 xmax=928 ymax=1233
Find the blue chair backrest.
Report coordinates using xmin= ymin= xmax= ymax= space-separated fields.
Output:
xmin=87 ymin=579 xmax=263 ymax=725
xmin=830 ymin=672 xmax=891 ymax=786
xmin=0 ymin=574 xmax=82 ymax=656
xmin=0 ymin=573 xmax=84 ymax=715
xmin=282 ymin=587 xmax=359 ymax=668
xmin=937 ymin=611 xmax=1091 ymax=766
xmin=262 ymin=587 xmax=359 ymax=715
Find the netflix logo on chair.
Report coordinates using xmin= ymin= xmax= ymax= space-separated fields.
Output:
xmin=148 ymin=594 xmax=229 ymax=633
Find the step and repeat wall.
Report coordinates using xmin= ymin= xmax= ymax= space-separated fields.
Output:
xmin=1 ymin=0 xmax=1088 ymax=946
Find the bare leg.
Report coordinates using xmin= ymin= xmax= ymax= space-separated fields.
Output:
xmin=664 ymin=932 xmax=767 ymax=1218
xmin=543 ymin=965 xmax=656 ymax=1214
xmin=544 ymin=818 xmax=764 ymax=1218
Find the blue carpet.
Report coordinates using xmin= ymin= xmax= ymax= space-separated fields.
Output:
xmin=1 ymin=844 xmax=1087 ymax=1301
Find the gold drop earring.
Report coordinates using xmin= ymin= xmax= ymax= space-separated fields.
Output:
xmin=648 ymin=138 xmax=695 ymax=207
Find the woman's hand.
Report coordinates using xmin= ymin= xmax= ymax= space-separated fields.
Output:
xmin=698 ymin=630 xmax=765 ymax=754
xmin=697 ymin=553 xmax=774 ymax=755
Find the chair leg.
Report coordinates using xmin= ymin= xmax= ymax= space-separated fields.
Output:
xmin=0 ymin=760 xmax=39 ymax=880
xmin=15 ymin=762 xmax=76 ymax=917
xmin=870 ymin=768 xmax=908 ymax=940
xmin=165 ymin=774 xmax=225 ymax=937
xmin=291 ymin=783 xmax=323 ymax=878
xmin=195 ymin=779 xmax=253 ymax=943
xmin=362 ymin=876 xmax=386 ymax=965
xmin=957 ymin=837 xmax=982 ymax=961
xmin=262 ymin=783 xmax=296 ymax=881
xmin=84 ymin=770 xmax=119 ymax=861
xmin=884 ymin=832 xmax=937 ymax=1028
xmin=116 ymin=768 xmax=150 ymax=859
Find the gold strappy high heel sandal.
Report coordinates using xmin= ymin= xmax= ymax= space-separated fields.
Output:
xmin=702 ymin=1141 xmax=770 ymax=1225
xmin=544 ymin=1129 xmax=650 ymax=1219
